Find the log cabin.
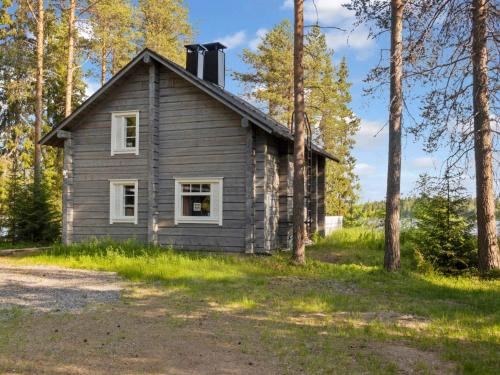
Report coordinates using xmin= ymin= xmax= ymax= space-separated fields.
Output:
xmin=40 ymin=43 xmax=338 ymax=253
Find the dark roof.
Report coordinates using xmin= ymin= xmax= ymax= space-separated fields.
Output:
xmin=40 ymin=48 xmax=339 ymax=162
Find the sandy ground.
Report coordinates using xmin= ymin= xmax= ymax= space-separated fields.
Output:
xmin=0 ymin=265 xmax=281 ymax=375
xmin=0 ymin=264 xmax=123 ymax=312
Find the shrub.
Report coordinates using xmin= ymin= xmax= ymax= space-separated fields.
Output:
xmin=2 ymin=162 xmax=60 ymax=243
xmin=411 ymin=175 xmax=477 ymax=274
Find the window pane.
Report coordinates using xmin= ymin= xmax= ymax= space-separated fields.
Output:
xmin=182 ymin=195 xmax=210 ymax=217
xmin=191 ymin=184 xmax=201 ymax=193
xmin=125 ymin=116 xmax=136 ymax=128
xmin=182 ymin=184 xmax=190 ymax=192
xmin=124 ymin=195 xmax=134 ymax=205
xmin=126 ymin=125 xmax=136 ymax=137
xmin=125 ymin=206 xmax=135 ymax=216
xmin=126 ymin=137 xmax=136 ymax=148
xmin=201 ymin=184 xmax=210 ymax=192
xmin=124 ymin=185 xmax=135 ymax=195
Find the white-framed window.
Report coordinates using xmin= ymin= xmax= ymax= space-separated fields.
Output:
xmin=109 ymin=179 xmax=138 ymax=224
xmin=174 ymin=177 xmax=223 ymax=225
xmin=111 ymin=111 xmax=139 ymax=155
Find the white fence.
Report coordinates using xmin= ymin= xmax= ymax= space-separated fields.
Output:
xmin=325 ymin=216 xmax=343 ymax=235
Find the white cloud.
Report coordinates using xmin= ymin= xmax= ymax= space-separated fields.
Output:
xmin=355 ymin=119 xmax=388 ymax=150
xmin=218 ymin=30 xmax=247 ymax=49
xmin=411 ymin=156 xmax=438 ymax=169
xmin=282 ymin=0 xmax=351 ymax=23
xmin=354 ymin=163 xmax=377 ymax=176
xmin=249 ymin=28 xmax=268 ymax=50
xmin=325 ymin=29 xmax=375 ymax=58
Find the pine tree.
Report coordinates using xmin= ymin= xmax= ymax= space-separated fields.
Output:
xmin=234 ymin=23 xmax=360 ymax=219
xmin=88 ymin=0 xmax=137 ymax=85
xmin=293 ymin=0 xmax=306 ymax=264
xmin=413 ymin=174 xmax=477 ymax=274
xmin=138 ymin=0 xmax=192 ymax=65
xmin=2 ymin=160 xmax=27 ymax=242
xmin=383 ymin=0 xmax=404 ymax=271
xmin=304 ymin=28 xmax=360 ymax=217
xmin=233 ymin=21 xmax=294 ymax=127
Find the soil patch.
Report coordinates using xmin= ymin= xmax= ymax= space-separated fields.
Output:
xmin=0 ymin=265 xmax=282 ymax=375
xmin=0 ymin=264 xmax=123 ymax=312
xmin=369 ymin=342 xmax=456 ymax=374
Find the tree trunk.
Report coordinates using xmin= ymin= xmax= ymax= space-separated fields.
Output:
xmin=34 ymin=0 xmax=44 ymax=186
xmin=292 ymin=0 xmax=306 ymax=264
xmin=65 ymin=0 xmax=76 ymax=117
xmin=384 ymin=0 xmax=403 ymax=271
xmin=101 ymin=45 xmax=107 ymax=86
xmin=471 ymin=0 xmax=500 ymax=274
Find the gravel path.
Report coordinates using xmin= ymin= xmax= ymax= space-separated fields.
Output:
xmin=0 ymin=264 xmax=123 ymax=312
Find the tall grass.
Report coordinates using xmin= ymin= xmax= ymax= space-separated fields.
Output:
xmin=316 ymin=227 xmax=385 ymax=250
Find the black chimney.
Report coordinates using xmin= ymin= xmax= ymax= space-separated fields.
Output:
xmin=185 ymin=42 xmax=227 ymax=88
xmin=185 ymin=44 xmax=207 ymax=79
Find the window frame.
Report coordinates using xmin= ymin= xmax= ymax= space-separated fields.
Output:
xmin=109 ymin=179 xmax=139 ymax=224
xmin=174 ymin=177 xmax=223 ymax=226
xmin=111 ymin=111 xmax=139 ymax=155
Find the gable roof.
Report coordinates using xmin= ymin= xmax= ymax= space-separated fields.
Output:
xmin=40 ymin=48 xmax=339 ymax=162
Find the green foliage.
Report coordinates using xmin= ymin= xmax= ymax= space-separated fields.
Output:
xmin=411 ymin=175 xmax=477 ymax=274
xmin=88 ymin=0 xmax=139 ymax=80
xmin=233 ymin=20 xmax=294 ymax=126
xmin=2 ymin=162 xmax=60 ymax=243
xmin=316 ymin=227 xmax=385 ymax=251
xmin=139 ymin=0 xmax=192 ymax=65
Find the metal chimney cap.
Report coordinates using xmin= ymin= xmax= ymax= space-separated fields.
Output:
xmin=185 ymin=44 xmax=208 ymax=52
xmin=202 ymin=42 xmax=227 ymax=51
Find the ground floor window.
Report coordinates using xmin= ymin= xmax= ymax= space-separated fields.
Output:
xmin=174 ymin=177 xmax=223 ymax=225
xmin=109 ymin=179 xmax=138 ymax=224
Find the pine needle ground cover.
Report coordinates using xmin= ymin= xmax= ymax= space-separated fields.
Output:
xmin=2 ymin=230 xmax=499 ymax=374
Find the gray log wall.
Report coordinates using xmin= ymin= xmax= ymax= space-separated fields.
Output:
xmin=156 ymin=67 xmax=247 ymax=252
xmin=62 ymin=59 xmax=328 ymax=251
xmin=69 ymin=63 xmax=150 ymax=242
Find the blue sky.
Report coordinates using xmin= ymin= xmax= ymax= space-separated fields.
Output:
xmin=85 ymin=0 xmax=479 ymax=202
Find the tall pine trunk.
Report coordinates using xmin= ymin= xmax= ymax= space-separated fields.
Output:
xmin=101 ymin=45 xmax=107 ymax=86
xmin=65 ymin=0 xmax=75 ymax=117
xmin=292 ymin=0 xmax=306 ymax=264
xmin=384 ymin=0 xmax=403 ymax=271
xmin=34 ymin=0 xmax=44 ymax=186
xmin=471 ymin=0 xmax=500 ymax=274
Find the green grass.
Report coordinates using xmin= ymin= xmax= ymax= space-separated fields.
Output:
xmin=4 ymin=230 xmax=500 ymax=374
xmin=0 ymin=241 xmax=46 ymax=250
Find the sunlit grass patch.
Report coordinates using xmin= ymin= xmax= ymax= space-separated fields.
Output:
xmin=3 ymin=232 xmax=499 ymax=374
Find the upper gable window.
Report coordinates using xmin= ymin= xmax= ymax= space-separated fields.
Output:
xmin=111 ymin=111 xmax=139 ymax=155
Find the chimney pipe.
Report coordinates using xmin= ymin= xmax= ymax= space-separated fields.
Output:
xmin=185 ymin=44 xmax=207 ymax=79
xmin=185 ymin=42 xmax=227 ymax=88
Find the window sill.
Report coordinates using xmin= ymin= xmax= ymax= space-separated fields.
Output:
xmin=111 ymin=149 xmax=139 ymax=156
xmin=110 ymin=218 xmax=138 ymax=224
xmin=175 ymin=217 xmax=222 ymax=226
